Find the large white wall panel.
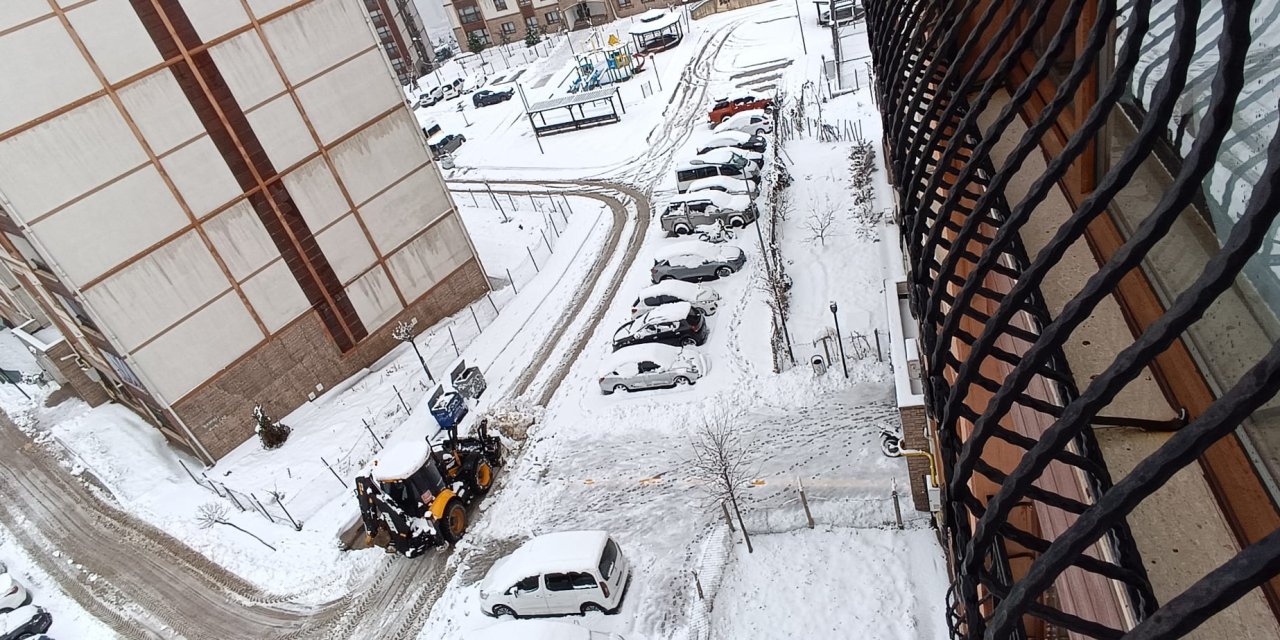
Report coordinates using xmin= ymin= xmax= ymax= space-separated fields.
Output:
xmin=386 ymin=215 xmax=473 ymax=300
xmin=330 ymin=112 xmax=429 ymax=204
xmin=347 ymin=267 xmax=401 ymax=330
xmin=82 ymin=231 xmax=231 ymax=350
xmin=295 ymin=49 xmax=401 ymax=144
xmin=359 ymin=167 xmax=451 ymax=253
xmin=66 ymin=0 xmax=163 ymax=84
xmin=0 ymin=2 xmax=50 ymax=32
xmin=245 ymin=95 xmax=315 ymax=170
xmin=0 ymin=97 xmax=147 ymax=218
xmin=178 ymin=0 xmax=250 ymax=42
xmin=30 ymin=167 xmax=187 ymax=286
xmin=130 ymin=292 xmax=262 ymax=402
xmin=281 ymin=158 xmax=348 ymax=230
xmin=117 ymin=71 xmax=205 ymax=154
xmin=0 ymin=17 xmax=99 ymax=133
xmin=315 ymin=213 xmax=376 ymax=283
xmin=246 ymin=0 xmax=294 ymax=19
xmin=261 ymin=0 xmax=372 ymax=84
xmin=159 ymin=136 xmax=242 ymax=216
xmin=241 ymin=259 xmax=309 ymax=332
xmin=208 ymin=31 xmax=285 ymax=110
xmin=203 ymin=200 xmax=280 ymax=281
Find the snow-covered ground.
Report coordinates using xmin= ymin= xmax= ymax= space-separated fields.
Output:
xmin=1 ymin=3 xmax=949 ymax=638
xmin=0 ymin=525 xmax=115 ymax=639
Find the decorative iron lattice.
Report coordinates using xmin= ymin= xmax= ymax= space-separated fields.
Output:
xmin=862 ymin=0 xmax=1280 ymax=638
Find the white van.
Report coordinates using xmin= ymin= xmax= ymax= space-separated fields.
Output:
xmin=674 ymin=149 xmax=759 ymax=192
xmin=480 ymin=531 xmax=631 ymax=618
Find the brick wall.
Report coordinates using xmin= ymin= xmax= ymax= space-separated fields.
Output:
xmin=47 ymin=341 xmax=111 ymax=407
xmin=899 ymin=404 xmax=932 ymax=512
xmin=174 ymin=259 xmax=489 ymax=459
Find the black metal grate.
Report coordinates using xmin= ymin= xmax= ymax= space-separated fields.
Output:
xmin=863 ymin=0 xmax=1280 ymax=638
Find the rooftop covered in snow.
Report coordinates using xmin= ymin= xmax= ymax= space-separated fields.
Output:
xmin=370 ymin=439 xmax=432 ymax=482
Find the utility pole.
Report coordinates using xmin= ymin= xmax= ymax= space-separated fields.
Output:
xmin=792 ymin=0 xmax=808 ymax=55
xmin=830 ymin=301 xmax=849 ymax=378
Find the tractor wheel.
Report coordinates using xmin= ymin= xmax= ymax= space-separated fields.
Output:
xmin=440 ymin=499 xmax=468 ymax=543
xmin=473 ymin=461 xmax=494 ymax=493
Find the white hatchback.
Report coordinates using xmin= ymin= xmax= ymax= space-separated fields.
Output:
xmin=481 ymin=531 xmax=631 ymax=618
xmin=0 ymin=572 xmax=27 ymax=612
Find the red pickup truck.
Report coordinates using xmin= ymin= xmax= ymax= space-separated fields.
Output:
xmin=708 ymin=95 xmax=775 ymax=124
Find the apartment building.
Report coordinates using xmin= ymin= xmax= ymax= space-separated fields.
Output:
xmin=362 ymin=0 xmax=434 ymax=85
xmin=864 ymin=0 xmax=1280 ymax=638
xmin=443 ymin=0 xmax=656 ymax=49
xmin=0 ymin=0 xmax=488 ymax=463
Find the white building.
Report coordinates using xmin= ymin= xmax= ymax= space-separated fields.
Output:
xmin=0 ymin=0 xmax=487 ymax=462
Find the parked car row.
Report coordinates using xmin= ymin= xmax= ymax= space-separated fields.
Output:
xmin=0 ymin=562 xmax=51 ymax=640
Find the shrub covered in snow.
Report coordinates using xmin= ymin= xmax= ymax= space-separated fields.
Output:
xmin=253 ymin=404 xmax=291 ymax=450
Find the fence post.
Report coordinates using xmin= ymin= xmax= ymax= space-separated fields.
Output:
xmin=224 ymin=486 xmax=246 ymax=511
xmin=321 ymin=456 xmax=348 ymax=488
xmin=250 ymin=492 xmax=276 ymax=523
xmin=692 ymin=570 xmax=705 ymax=601
xmin=470 ymin=305 xmax=483 ymax=332
xmin=506 ymin=267 xmax=519 ymax=294
xmin=540 ymin=229 xmax=552 ymax=252
xmin=874 ymin=328 xmax=883 ymax=362
xmin=798 ymin=477 xmax=814 ymax=529
xmin=561 ymin=194 xmax=573 ymax=214
xmin=527 ymin=246 xmax=540 ymax=272
xmin=720 ymin=501 xmax=736 ymax=532
xmin=203 ymin=473 xmax=225 ymax=497
xmin=362 ymin=418 xmax=384 ymax=450
xmin=274 ymin=493 xmax=302 ymax=531
xmin=892 ymin=485 xmax=904 ymax=530
xmin=487 ymin=292 xmax=499 ymax=313
xmin=393 ymin=385 xmax=412 ymax=415
xmin=447 ymin=325 xmax=460 ymax=356
xmin=178 ymin=459 xmax=202 ymax=485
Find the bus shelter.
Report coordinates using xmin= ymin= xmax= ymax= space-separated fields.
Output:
xmin=524 ymin=87 xmax=625 ymax=136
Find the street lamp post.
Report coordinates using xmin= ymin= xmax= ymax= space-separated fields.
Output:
xmin=392 ymin=318 xmax=434 ymax=382
xmin=830 ymin=301 xmax=848 ymax=378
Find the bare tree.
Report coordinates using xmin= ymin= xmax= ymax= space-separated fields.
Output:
xmin=804 ymin=196 xmax=839 ymax=246
xmin=197 ymin=503 xmax=277 ymax=551
xmin=687 ymin=410 xmax=756 ymax=553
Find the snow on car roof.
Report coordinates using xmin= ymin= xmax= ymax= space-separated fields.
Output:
xmin=483 ymin=531 xmax=611 ymax=590
xmin=643 ymin=301 xmax=693 ymax=323
xmin=668 ymin=190 xmax=735 ymax=208
xmin=1 ymin=606 xmax=41 ymax=634
xmin=606 ymin=343 xmax=683 ymax=370
xmin=653 ymin=240 xmax=720 ymax=262
xmin=687 ymin=176 xmax=752 ymax=192
xmin=370 ymin=438 xmax=432 ymax=482
xmin=639 ymin=279 xmax=706 ymax=301
xmin=702 ymin=130 xmax=751 ymax=145
xmin=467 ymin=619 xmax=593 ymax=640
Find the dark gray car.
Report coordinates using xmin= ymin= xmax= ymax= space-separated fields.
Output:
xmin=650 ymin=241 xmax=746 ymax=283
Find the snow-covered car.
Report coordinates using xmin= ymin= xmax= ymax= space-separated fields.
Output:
xmin=697 ymin=130 xmax=767 ymax=154
xmin=651 ymin=241 xmax=746 ymax=283
xmin=661 ymin=191 xmax=757 ymax=235
xmin=469 ymin=620 xmax=627 ymax=640
xmin=685 ymin=175 xmax=759 ymax=197
xmin=429 ymin=133 xmax=466 ymax=159
xmin=599 ymin=344 xmax=709 ymax=394
xmin=696 ymin=145 xmax=763 ymax=170
xmin=712 ymin=109 xmax=772 ymax=136
xmin=708 ymin=94 xmax=774 ymax=124
xmin=632 ymin=280 xmax=721 ymax=317
xmin=0 ymin=606 xmax=50 ymax=640
xmin=611 ymin=301 xmax=708 ymax=351
xmin=480 ymin=531 xmax=631 ymax=618
xmin=674 ymin=150 xmax=759 ymax=192
xmin=0 ymin=574 xmax=26 ymax=612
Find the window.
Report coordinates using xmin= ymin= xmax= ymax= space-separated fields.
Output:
xmin=526 ymin=15 xmax=538 ymax=30
xmin=467 ymin=28 xmax=491 ymax=45
xmin=501 ymin=21 xmax=516 ymax=34
xmin=494 ymin=0 xmax=507 ymax=9
xmin=598 ymin=539 xmax=619 ymax=579
xmin=618 ymin=0 xmax=631 ymax=6
xmin=546 ymin=572 xmax=598 ymax=591
xmin=376 ymin=26 xmax=391 ymax=41
xmin=507 ymin=576 xmax=539 ymax=595
xmin=54 ymin=293 xmax=97 ymax=332
xmin=458 ymin=6 xmax=482 ymax=24
xmin=546 ymin=10 xmax=560 ymax=24
xmin=104 ymin=351 xmax=144 ymax=390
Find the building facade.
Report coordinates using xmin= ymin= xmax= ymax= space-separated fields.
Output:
xmin=0 ymin=0 xmax=488 ymax=463
xmin=363 ymin=0 xmax=434 ymax=85
xmin=442 ymin=0 xmax=667 ymax=51
xmin=865 ymin=0 xmax=1280 ymax=638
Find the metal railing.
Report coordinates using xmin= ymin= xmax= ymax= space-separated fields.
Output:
xmin=863 ymin=0 xmax=1280 ymax=638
